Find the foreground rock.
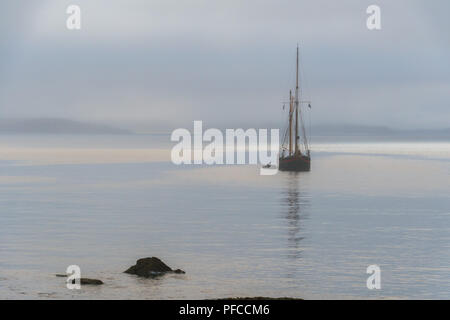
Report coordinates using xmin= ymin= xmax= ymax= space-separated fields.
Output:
xmin=80 ymin=278 xmax=103 ymax=285
xmin=124 ymin=257 xmax=185 ymax=278
xmin=55 ymin=274 xmax=103 ymax=285
xmin=218 ymin=297 xmax=303 ymax=300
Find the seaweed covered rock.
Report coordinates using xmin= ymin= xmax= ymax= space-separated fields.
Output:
xmin=124 ymin=257 xmax=185 ymax=278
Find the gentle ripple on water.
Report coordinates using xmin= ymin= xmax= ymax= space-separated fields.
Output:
xmin=0 ymin=135 xmax=449 ymax=299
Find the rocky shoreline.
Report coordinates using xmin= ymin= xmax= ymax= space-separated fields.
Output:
xmin=218 ymin=297 xmax=303 ymax=300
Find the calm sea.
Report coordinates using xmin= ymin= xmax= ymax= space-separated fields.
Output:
xmin=0 ymin=134 xmax=449 ymax=299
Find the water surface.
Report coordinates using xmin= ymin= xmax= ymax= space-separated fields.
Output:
xmin=0 ymin=134 xmax=449 ymax=299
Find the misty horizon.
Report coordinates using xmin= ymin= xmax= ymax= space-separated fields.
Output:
xmin=1 ymin=1 xmax=449 ymax=130
xmin=1 ymin=117 xmax=449 ymax=136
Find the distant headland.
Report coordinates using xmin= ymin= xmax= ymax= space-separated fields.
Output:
xmin=0 ymin=118 xmax=131 ymax=134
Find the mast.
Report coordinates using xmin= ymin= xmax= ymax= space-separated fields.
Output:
xmin=295 ymin=45 xmax=299 ymax=155
xmin=289 ymin=90 xmax=293 ymax=155
xmin=300 ymin=104 xmax=309 ymax=153
xmin=298 ymin=45 xmax=310 ymax=154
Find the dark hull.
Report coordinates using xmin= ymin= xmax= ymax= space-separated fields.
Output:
xmin=279 ymin=155 xmax=311 ymax=172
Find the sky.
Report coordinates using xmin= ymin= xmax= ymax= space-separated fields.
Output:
xmin=0 ymin=0 xmax=449 ymax=132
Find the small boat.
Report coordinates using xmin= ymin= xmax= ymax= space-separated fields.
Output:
xmin=262 ymin=162 xmax=272 ymax=169
xmin=279 ymin=46 xmax=311 ymax=172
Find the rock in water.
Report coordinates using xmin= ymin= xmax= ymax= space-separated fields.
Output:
xmin=56 ymin=274 xmax=103 ymax=285
xmin=80 ymin=278 xmax=104 ymax=285
xmin=124 ymin=257 xmax=185 ymax=278
xmin=63 ymin=277 xmax=104 ymax=285
xmin=173 ymin=269 xmax=185 ymax=274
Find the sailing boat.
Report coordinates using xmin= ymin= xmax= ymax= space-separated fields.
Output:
xmin=279 ymin=46 xmax=311 ymax=172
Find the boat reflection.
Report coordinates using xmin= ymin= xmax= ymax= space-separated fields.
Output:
xmin=281 ymin=172 xmax=310 ymax=260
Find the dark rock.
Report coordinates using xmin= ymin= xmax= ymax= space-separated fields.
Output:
xmin=80 ymin=278 xmax=103 ymax=285
xmin=124 ymin=257 xmax=185 ymax=278
xmin=218 ymin=297 xmax=303 ymax=300
xmin=62 ymin=276 xmax=103 ymax=285
xmin=55 ymin=274 xmax=67 ymax=277
xmin=173 ymin=269 xmax=186 ymax=274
